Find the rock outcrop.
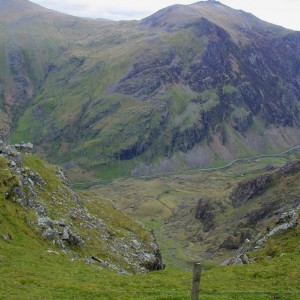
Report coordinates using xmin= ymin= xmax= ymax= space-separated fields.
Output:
xmin=0 ymin=140 xmax=164 ymax=273
xmin=221 ymin=208 xmax=299 ymax=266
xmin=195 ymin=198 xmax=216 ymax=232
xmin=230 ymin=174 xmax=273 ymax=207
xmin=230 ymin=161 xmax=300 ymax=207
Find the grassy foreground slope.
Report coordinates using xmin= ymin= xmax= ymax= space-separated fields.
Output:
xmin=0 ymin=143 xmax=164 ymax=278
xmin=0 ymin=205 xmax=299 ymax=299
xmin=0 ymin=147 xmax=299 ymax=299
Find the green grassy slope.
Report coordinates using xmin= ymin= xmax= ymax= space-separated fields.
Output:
xmin=0 ymin=147 xmax=299 ymax=299
xmin=0 ymin=201 xmax=299 ymax=299
xmin=0 ymin=148 xmax=164 ymax=276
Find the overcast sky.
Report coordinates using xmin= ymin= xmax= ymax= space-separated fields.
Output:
xmin=29 ymin=0 xmax=300 ymax=31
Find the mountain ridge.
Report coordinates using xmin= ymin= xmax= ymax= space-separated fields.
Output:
xmin=141 ymin=1 xmax=290 ymax=43
xmin=0 ymin=0 xmax=44 ymax=16
xmin=0 ymin=0 xmax=299 ymax=179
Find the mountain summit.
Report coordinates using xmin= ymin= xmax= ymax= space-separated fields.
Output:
xmin=0 ymin=0 xmax=300 ymax=179
xmin=0 ymin=0 xmax=45 ymax=16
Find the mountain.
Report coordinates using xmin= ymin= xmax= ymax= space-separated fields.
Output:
xmin=0 ymin=139 xmax=163 ymax=274
xmin=0 ymin=0 xmax=300 ymax=179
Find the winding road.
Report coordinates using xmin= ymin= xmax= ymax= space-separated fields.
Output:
xmin=72 ymin=145 xmax=300 ymax=188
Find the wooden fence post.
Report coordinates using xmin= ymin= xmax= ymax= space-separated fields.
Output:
xmin=191 ymin=262 xmax=202 ymax=300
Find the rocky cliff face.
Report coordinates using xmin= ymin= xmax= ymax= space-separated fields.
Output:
xmin=230 ymin=161 xmax=300 ymax=207
xmin=0 ymin=140 xmax=164 ymax=273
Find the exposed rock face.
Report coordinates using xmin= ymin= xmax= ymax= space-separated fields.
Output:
xmin=219 ymin=236 xmax=240 ymax=250
xmin=170 ymin=121 xmax=206 ymax=154
xmin=221 ymin=207 xmax=299 ymax=266
xmin=244 ymin=200 xmax=279 ymax=226
xmin=256 ymin=209 xmax=299 ymax=246
xmin=14 ymin=142 xmax=33 ymax=152
xmin=128 ymin=8 xmax=300 ymax=129
xmin=230 ymin=174 xmax=273 ymax=207
xmin=195 ymin=198 xmax=215 ymax=232
xmin=231 ymin=111 xmax=253 ymax=132
xmin=140 ymin=235 xmax=165 ymax=271
xmin=276 ymin=160 xmax=300 ymax=176
xmin=113 ymin=107 xmax=169 ymax=161
xmin=230 ymin=161 xmax=300 ymax=207
xmin=115 ymin=49 xmax=179 ymax=99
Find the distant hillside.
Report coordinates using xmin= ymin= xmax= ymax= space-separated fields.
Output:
xmin=0 ymin=0 xmax=299 ymax=179
xmin=0 ymin=140 xmax=163 ymax=274
xmin=93 ymin=155 xmax=300 ymax=266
